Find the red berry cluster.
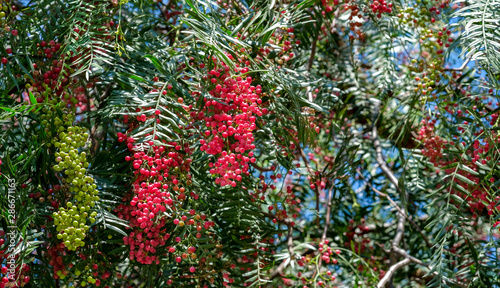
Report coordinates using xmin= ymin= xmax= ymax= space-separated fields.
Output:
xmin=370 ymin=0 xmax=392 ymax=18
xmin=116 ymin=135 xmax=193 ymax=264
xmin=254 ymin=27 xmax=298 ymax=67
xmin=20 ymin=17 xmax=116 ymax=111
xmin=435 ymin=27 xmax=453 ymax=54
xmin=321 ymin=0 xmax=365 ymax=39
xmin=318 ymin=241 xmax=337 ymax=264
xmin=45 ymin=243 xmax=67 ymax=280
xmin=192 ymin=57 xmax=265 ymax=187
xmin=416 ymin=116 xmax=500 ymax=216
xmin=0 ymin=230 xmax=30 ymax=288
xmin=23 ymin=39 xmax=97 ymax=111
xmin=0 ymin=263 xmax=30 ymax=288
xmin=344 ymin=3 xmax=365 ymax=39
xmin=292 ymin=240 xmax=340 ymax=287
xmin=417 ymin=118 xmax=447 ymax=165
xmin=322 ymin=0 xmax=339 ymax=13
xmin=252 ymin=169 xmax=301 ymax=226
xmin=162 ymin=2 xmax=183 ymax=24
xmin=344 ymin=219 xmax=373 ymax=255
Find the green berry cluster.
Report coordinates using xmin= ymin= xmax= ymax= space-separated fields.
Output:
xmin=70 ymin=266 xmax=97 ymax=286
xmin=0 ymin=3 xmax=9 ymax=19
xmin=48 ymin=112 xmax=98 ymax=251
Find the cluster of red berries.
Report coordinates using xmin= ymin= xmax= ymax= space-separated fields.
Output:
xmin=370 ymin=0 xmax=393 ymax=18
xmin=116 ymin=136 xmax=192 ymax=264
xmin=22 ymin=17 xmax=116 ymax=111
xmin=0 ymin=263 xmax=30 ymax=288
xmin=192 ymin=57 xmax=266 ymax=187
xmin=252 ymin=167 xmax=301 ymax=226
xmin=22 ymin=39 xmax=98 ymax=111
xmin=344 ymin=3 xmax=365 ymax=39
xmin=254 ymin=27 xmax=298 ymax=67
xmin=162 ymin=2 xmax=183 ymax=24
xmin=46 ymin=243 xmax=112 ymax=286
xmin=322 ymin=0 xmax=339 ymax=13
xmin=416 ymin=115 xmax=499 ymax=216
xmin=318 ymin=241 xmax=338 ymax=265
xmin=117 ymin=134 xmax=218 ymax=271
xmin=292 ymin=240 xmax=340 ymax=287
xmin=0 ymin=231 xmax=30 ymax=288
xmin=417 ymin=118 xmax=447 ymax=165
xmin=435 ymin=27 xmax=453 ymax=53
xmin=344 ymin=219 xmax=373 ymax=255
xmin=45 ymin=243 xmax=67 ymax=280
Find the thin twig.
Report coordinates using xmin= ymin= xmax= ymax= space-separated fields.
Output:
xmin=287 ymin=226 xmax=294 ymax=259
xmin=269 ymin=259 xmax=287 ymax=280
xmin=321 ymin=184 xmax=335 ymax=243
xmin=357 ymin=172 xmax=432 ymax=248
xmin=316 ymin=184 xmax=336 ymax=272
xmin=262 ymin=212 xmax=291 ymax=227
xmin=89 ymin=84 xmax=113 ymax=154
xmin=306 ymin=34 xmax=318 ymax=102
xmin=250 ymin=162 xmax=274 ymax=172
xmin=307 ymin=36 xmax=318 ymax=72
xmin=233 ymin=0 xmax=249 ymax=14
xmin=444 ymin=57 xmax=471 ymax=71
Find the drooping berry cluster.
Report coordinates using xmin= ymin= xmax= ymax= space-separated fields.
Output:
xmin=192 ymin=58 xmax=265 ymax=187
xmin=416 ymin=115 xmax=500 ymax=216
xmin=116 ymin=135 xmax=194 ymax=264
xmin=47 ymin=110 xmax=98 ymax=251
xmin=45 ymin=243 xmax=67 ymax=280
xmin=416 ymin=118 xmax=447 ymax=165
xmin=370 ymin=0 xmax=392 ymax=18
xmin=399 ymin=2 xmax=453 ymax=95
xmin=321 ymin=0 xmax=339 ymax=13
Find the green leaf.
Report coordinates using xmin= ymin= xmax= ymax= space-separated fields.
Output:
xmin=143 ymin=55 xmax=168 ymax=75
xmin=28 ymin=91 xmax=37 ymax=105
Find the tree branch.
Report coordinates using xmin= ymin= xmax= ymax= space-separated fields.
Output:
xmin=268 ymin=226 xmax=301 ymax=281
xmin=372 ymin=125 xmax=407 ymax=287
xmin=444 ymin=57 xmax=471 ymax=71
xmin=307 ymin=35 xmax=318 ymax=72
xmin=358 ymin=171 xmax=432 ymax=248
xmin=287 ymin=225 xmax=294 ymax=259
xmin=250 ymin=162 xmax=274 ymax=172
xmin=232 ymin=0 xmax=249 ymax=14
xmin=392 ymin=247 xmax=468 ymax=288
xmin=376 ymin=258 xmax=411 ymax=288
xmin=321 ymin=184 xmax=335 ymax=243
xmin=372 ymin=126 xmax=400 ymax=192
xmin=262 ymin=212 xmax=292 ymax=227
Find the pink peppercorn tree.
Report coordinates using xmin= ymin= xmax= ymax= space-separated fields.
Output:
xmin=0 ymin=0 xmax=500 ymax=287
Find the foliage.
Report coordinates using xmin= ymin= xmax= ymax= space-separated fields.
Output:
xmin=0 ymin=0 xmax=499 ymax=287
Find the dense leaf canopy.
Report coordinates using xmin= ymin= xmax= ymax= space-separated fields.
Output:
xmin=0 ymin=0 xmax=500 ymax=287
